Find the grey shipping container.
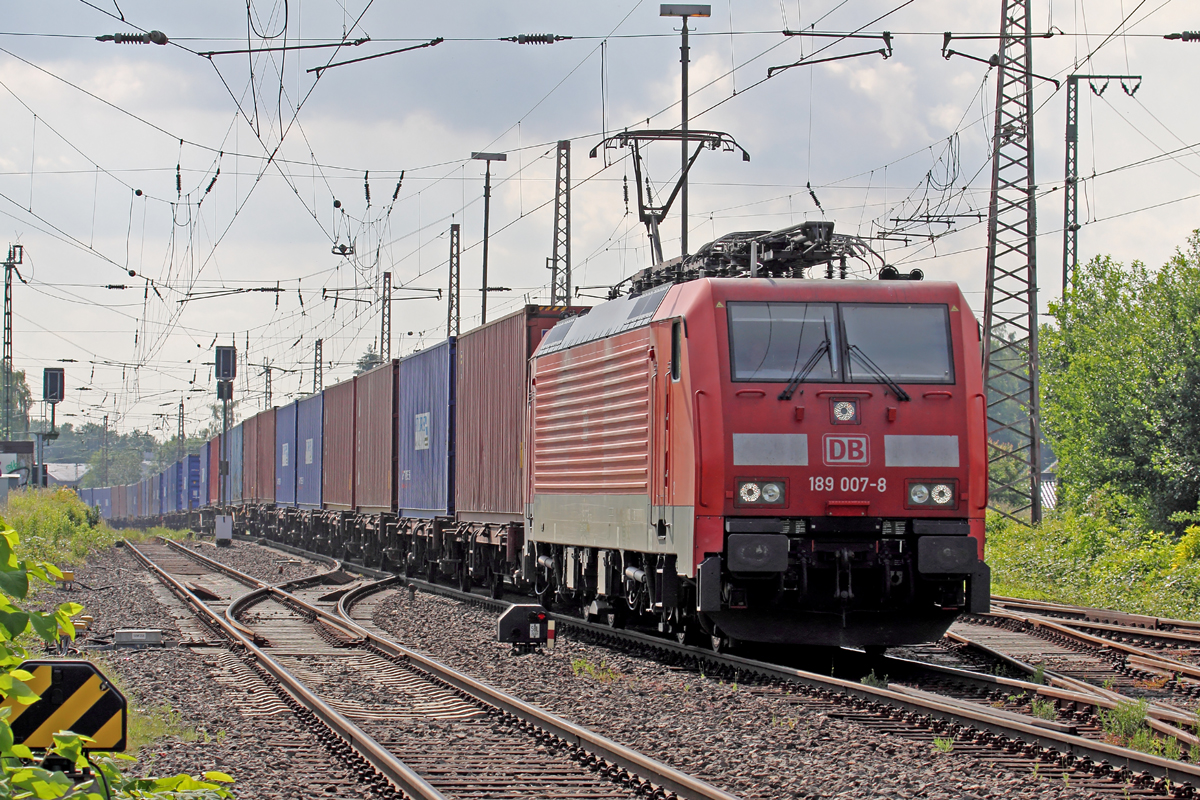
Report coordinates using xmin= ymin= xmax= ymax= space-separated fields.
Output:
xmin=275 ymin=401 xmax=297 ymax=506
xmin=397 ymin=338 xmax=455 ymax=518
xmin=296 ymin=392 xmax=323 ymax=509
xmin=323 ymin=378 xmax=355 ymax=510
xmin=228 ymin=423 xmax=244 ymax=505
xmin=455 ymin=306 xmax=583 ymax=523
xmin=355 ymin=360 xmax=397 ymax=513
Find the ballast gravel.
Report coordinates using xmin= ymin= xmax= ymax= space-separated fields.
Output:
xmin=369 ymin=588 xmax=1103 ymax=800
xmin=36 ymin=542 xmax=389 ymax=800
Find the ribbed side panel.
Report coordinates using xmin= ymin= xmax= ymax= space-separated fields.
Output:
xmin=355 ymin=361 xmax=397 ymax=513
xmin=296 ymin=393 xmax=323 ymax=509
xmin=257 ymin=408 xmax=276 ymax=504
xmin=275 ymin=402 xmax=297 ymax=506
xmin=455 ymin=311 xmax=529 ymax=517
xmin=532 ymin=329 xmax=652 ymax=494
xmin=228 ymin=424 xmax=244 ymax=504
xmin=323 ymin=378 xmax=356 ymax=510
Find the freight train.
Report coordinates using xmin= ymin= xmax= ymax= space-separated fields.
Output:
xmin=83 ymin=222 xmax=990 ymax=650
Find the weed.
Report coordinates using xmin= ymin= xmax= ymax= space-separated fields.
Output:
xmin=1062 ymin=772 xmax=1070 ymax=788
xmin=731 ymin=682 xmax=738 ymax=692
xmin=1136 ymin=674 xmax=1171 ymax=690
xmin=570 ymin=658 xmax=620 ymax=683
xmin=1031 ymin=763 xmax=1040 ymax=781
xmin=1098 ymin=698 xmax=1149 ymax=744
xmin=932 ymin=736 xmax=954 ymax=754
xmin=1030 ymin=697 xmax=1057 ymax=720
xmin=860 ymin=669 xmax=889 ymax=689
xmin=1032 ymin=663 xmax=1046 ymax=685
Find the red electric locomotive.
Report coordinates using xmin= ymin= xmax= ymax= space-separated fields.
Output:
xmin=525 ymin=223 xmax=989 ymax=649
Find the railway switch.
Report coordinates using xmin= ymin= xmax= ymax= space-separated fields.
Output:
xmin=498 ymin=604 xmax=549 ymax=652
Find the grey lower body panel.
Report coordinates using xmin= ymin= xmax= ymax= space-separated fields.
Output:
xmin=528 ymin=494 xmax=696 ymax=576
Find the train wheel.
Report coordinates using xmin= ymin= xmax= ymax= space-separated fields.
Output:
xmin=675 ymin=619 xmax=706 ymax=647
xmin=604 ymin=608 xmax=625 ymax=629
xmin=710 ymin=632 xmax=736 ymax=653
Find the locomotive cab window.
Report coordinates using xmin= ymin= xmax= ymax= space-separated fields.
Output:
xmin=841 ymin=303 xmax=954 ymax=384
xmin=728 ymin=302 xmax=839 ymax=382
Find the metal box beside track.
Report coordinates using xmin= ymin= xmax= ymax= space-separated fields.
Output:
xmin=397 ymin=339 xmax=455 ymax=518
xmin=275 ymin=400 xmax=297 ymax=506
xmin=355 ymin=360 xmax=398 ymax=514
xmin=296 ymin=392 xmax=323 ymax=509
xmin=323 ymin=378 xmax=356 ymax=511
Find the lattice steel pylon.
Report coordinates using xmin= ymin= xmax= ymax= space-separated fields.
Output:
xmin=983 ymin=0 xmax=1041 ymax=523
xmin=447 ymin=224 xmax=460 ymax=337
xmin=313 ymin=339 xmax=323 ymax=394
xmin=549 ymin=140 xmax=571 ymax=305
xmin=381 ymin=271 xmax=392 ymax=361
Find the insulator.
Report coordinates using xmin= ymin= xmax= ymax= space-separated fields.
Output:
xmin=509 ymin=33 xmax=570 ymax=44
xmin=99 ymin=30 xmax=169 ymax=45
xmin=205 ymin=167 xmax=220 ymax=194
xmin=364 ymin=171 xmax=371 ymax=205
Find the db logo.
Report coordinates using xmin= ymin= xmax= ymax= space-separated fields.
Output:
xmin=823 ymin=434 xmax=870 ymax=466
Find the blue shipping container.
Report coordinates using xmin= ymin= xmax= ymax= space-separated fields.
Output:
xmin=199 ymin=441 xmax=210 ymax=509
xmin=397 ymin=338 xmax=456 ymax=517
xmin=275 ymin=400 xmax=298 ymax=506
xmin=185 ymin=454 xmax=201 ymax=509
xmin=229 ymin=423 xmax=245 ymax=505
xmin=96 ymin=487 xmax=112 ymax=520
xmin=296 ymin=392 xmax=323 ymax=509
xmin=80 ymin=487 xmax=93 ymax=508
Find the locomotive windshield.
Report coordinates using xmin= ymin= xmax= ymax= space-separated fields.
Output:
xmin=727 ymin=301 xmax=953 ymax=384
xmin=842 ymin=304 xmax=953 ymax=383
xmin=727 ymin=302 xmax=839 ymax=382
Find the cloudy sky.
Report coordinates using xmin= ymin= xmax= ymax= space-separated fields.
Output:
xmin=0 ymin=0 xmax=1195 ymax=440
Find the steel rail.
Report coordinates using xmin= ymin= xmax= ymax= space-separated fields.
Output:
xmin=397 ymin=574 xmax=1200 ymax=787
xmin=993 ymin=595 xmax=1200 ymax=633
xmin=242 ymin=537 xmax=1200 ymax=787
xmin=163 ymin=538 xmax=742 ymax=800
xmin=125 ymin=540 xmax=448 ymax=800
xmin=326 ymin=578 xmax=743 ymax=800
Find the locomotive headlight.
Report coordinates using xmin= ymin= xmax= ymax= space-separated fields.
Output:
xmin=909 ymin=484 xmax=930 ymax=504
xmin=761 ymin=482 xmax=784 ymax=503
xmin=931 ymin=484 xmax=954 ymax=505
xmin=739 ymin=482 xmax=762 ymax=503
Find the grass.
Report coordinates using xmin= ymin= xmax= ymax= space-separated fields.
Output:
xmin=860 ymin=669 xmax=888 ymax=689
xmin=570 ymin=658 xmax=621 ymax=683
xmin=1030 ymin=697 xmax=1057 ymax=721
xmin=932 ymin=736 xmax=954 ymax=753
xmin=88 ymin=655 xmax=198 ymax=753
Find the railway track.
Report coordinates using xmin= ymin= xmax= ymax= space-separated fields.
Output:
xmin=233 ymin=536 xmax=1200 ymax=797
xmin=126 ymin=538 xmax=739 ymax=800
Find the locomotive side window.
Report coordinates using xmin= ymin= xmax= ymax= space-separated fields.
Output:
xmin=728 ymin=302 xmax=839 ymax=382
xmin=670 ymin=321 xmax=682 ymax=381
xmin=841 ymin=304 xmax=954 ymax=383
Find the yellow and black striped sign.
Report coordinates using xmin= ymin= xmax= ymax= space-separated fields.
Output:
xmin=1 ymin=660 xmax=126 ymax=751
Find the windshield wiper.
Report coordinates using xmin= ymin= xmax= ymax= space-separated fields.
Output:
xmin=848 ymin=345 xmax=911 ymax=401
xmin=779 ymin=338 xmax=831 ymax=401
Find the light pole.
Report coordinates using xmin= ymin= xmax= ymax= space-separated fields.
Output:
xmin=472 ymin=152 xmax=507 ymax=324
xmin=661 ymin=4 xmax=710 ymax=259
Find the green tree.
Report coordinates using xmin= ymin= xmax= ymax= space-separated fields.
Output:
xmin=0 ymin=365 xmax=32 ymax=439
xmin=354 ymin=343 xmax=382 ymax=375
xmin=1041 ymin=231 xmax=1200 ymax=526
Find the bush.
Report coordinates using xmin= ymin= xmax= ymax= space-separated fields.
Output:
xmin=987 ymin=490 xmax=1200 ymax=618
xmin=0 ymin=503 xmax=233 ymax=798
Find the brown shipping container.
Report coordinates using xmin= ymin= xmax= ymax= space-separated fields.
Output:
xmin=455 ymin=305 xmax=584 ymax=522
xmin=354 ymin=360 xmax=397 ymax=513
xmin=256 ymin=408 xmax=276 ymax=504
xmin=323 ymin=377 xmax=356 ymax=510
xmin=242 ymin=413 xmax=259 ymax=505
